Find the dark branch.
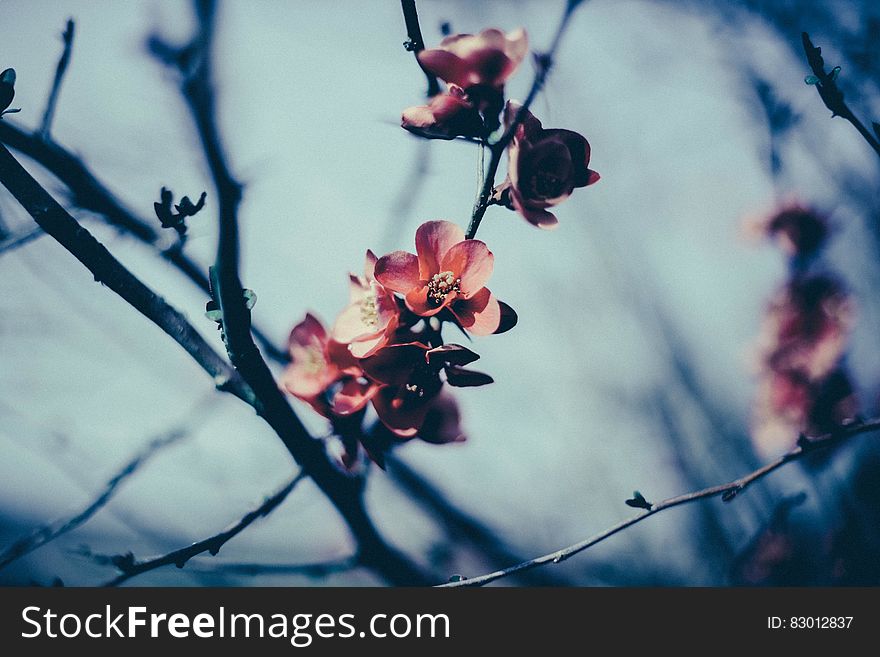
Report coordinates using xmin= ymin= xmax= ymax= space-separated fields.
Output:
xmin=184 ymin=556 xmax=358 ymax=579
xmin=400 ymin=0 xmax=440 ymax=97
xmin=439 ymin=417 xmax=880 ymax=586
xmin=83 ymin=472 xmax=306 ymax=586
xmin=802 ymin=31 xmax=880 ymax=159
xmin=0 ymin=429 xmax=188 ymax=570
xmin=0 ymin=141 xmax=257 ymax=407
xmin=466 ymin=0 xmax=584 ymax=239
xmin=0 ymin=225 xmax=45 ymax=255
xmin=150 ymin=0 xmax=435 ymax=586
xmin=39 ymin=19 xmax=75 ymax=140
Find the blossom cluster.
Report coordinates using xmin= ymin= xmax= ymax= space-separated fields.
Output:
xmin=282 ymin=221 xmax=514 ymax=462
xmin=750 ymin=203 xmax=858 ymax=456
xmin=401 ymin=28 xmax=599 ymax=229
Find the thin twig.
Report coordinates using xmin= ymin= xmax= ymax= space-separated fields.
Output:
xmin=400 ymin=0 xmax=440 ymax=97
xmin=39 ymin=19 xmax=75 ymax=140
xmin=386 ymin=454 xmax=573 ymax=586
xmin=466 ymin=0 xmax=584 ymax=239
xmin=0 ymin=119 xmax=287 ymax=362
xmin=151 ymin=0 xmax=435 ymax=586
xmin=0 ymin=429 xmax=188 ymax=570
xmin=802 ymin=31 xmax=880 ymax=160
xmin=0 ymin=225 xmax=45 ymax=254
xmin=0 ymin=141 xmax=257 ymax=407
xmin=184 ymin=556 xmax=358 ymax=578
xmin=439 ymin=417 xmax=880 ymax=586
xmin=81 ymin=472 xmax=307 ymax=586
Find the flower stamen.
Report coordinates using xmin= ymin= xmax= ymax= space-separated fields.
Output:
xmin=427 ymin=270 xmax=461 ymax=306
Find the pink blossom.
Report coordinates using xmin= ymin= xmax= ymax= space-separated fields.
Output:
xmin=374 ymin=220 xmax=504 ymax=336
xmin=759 ymin=276 xmax=854 ymax=381
xmin=362 ymin=342 xmax=491 ymax=437
xmin=751 ymin=275 xmax=858 ymax=456
xmin=331 ymin=251 xmax=399 ymax=358
xmin=401 ymin=84 xmax=484 ymax=140
xmin=744 ymin=202 xmax=830 ymax=257
xmin=496 ymin=102 xmax=599 ymax=229
xmin=281 ymin=313 xmax=377 ymax=417
xmin=418 ymin=28 xmax=528 ymax=90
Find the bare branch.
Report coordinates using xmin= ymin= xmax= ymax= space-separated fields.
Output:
xmin=400 ymin=0 xmax=440 ymax=97
xmin=386 ymin=454 xmax=573 ymax=586
xmin=0 ymin=141 xmax=257 ymax=407
xmin=802 ymin=31 xmax=880 ymax=159
xmin=149 ymin=0 xmax=435 ymax=585
xmin=439 ymin=417 xmax=880 ymax=587
xmin=79 ymin=472 xmax=306 ymax=586
xmin=466 ymin=0 xmax=585 ymax=239
xmin=0 ymin=428 xmax=188 ymax=570
xmin=185 ymin=556 xmax=358 ymax=579
xmin=0 ymin=225 xmax=45 ymax=255
xmin=39 ymin=19 xmax=75 ymax=140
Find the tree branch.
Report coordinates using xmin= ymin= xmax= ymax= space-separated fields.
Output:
xmin=39 ymin=19 xmax=75 ymax=140
xmin=0 ymin=225 xmax=45 ymax=255
xmin=802 ymin=31 xmax=880 ymax=160
xmin=149 ymin=0 xmax=435 ymax=585
xmin=400 ymin=0 xmax=440 ymax=97
xmin=439 ymin=417 xmax=880 ymax=586
xmin=466 ymin=0 xmax=584 ymax=240
xmin=80 ymin=472 xmax=306 ymax=586
xmin=184 ymin=556 xmax=358 ymax=579
xmin=0 ymin=119 xmax=287 ymax=363
xmin=0 ymin=141 xmax=257 ymax=407
xmin=0 ymin=428 xmax=188 ymax=570
xmin=385 ymin=454 xmax=573 ymax=586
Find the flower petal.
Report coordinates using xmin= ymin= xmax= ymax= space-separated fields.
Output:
xmin=332 ymin=378 xmax=379 ymax=415
xmin=418 ymin=49 xmax=467 ymax=86
xmin=405 ymin=285 xmax=446 ymax=317
xmin=288 ymin=312 xmax=326 ymax=350
xmin=360 ymin=342 xmax=428 ymax=385
xmin=415 ymin=220 xmax=465 ymax=279
xmin=509 ymin=188 xmax=559 ymax=229
xmin=331 ymin=303 xmax=370 ymax=344
xmin=451 ymin=288 xmax=501 ymax=335
xmin=372 ymin=386 xmax=437 ymax=438
xmin=440 ymin=239 xmax=494 ymax=296
xmin=375 ymin=250 xmax=421 ymax=293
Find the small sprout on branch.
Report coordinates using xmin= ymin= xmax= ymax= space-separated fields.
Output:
xmin=0 ymin=69 xmax=21 ymax=117
xmin=721 ymin=486 xmax=741 ymax=502
xmin=153 ymin=186 xmax=206 ymax=238
xmin=625 ymin=490 xmax=653 ymax=510
xmin=205 ymin=289 xmax=255 ymax=323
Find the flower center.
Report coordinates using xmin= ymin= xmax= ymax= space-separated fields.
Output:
xmin=301 ymin=346 xmax=325 ymax=375
xmin=359 ymin=289 xmax=380 ymax=328
xmin=530 ymin=170 xmax=565 ymax=199
xmin=426 ymin=271 xmax=461 ymax=306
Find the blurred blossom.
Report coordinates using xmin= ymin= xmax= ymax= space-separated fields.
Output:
xmin=281 ymin=313 xmax=378 ymax=417
xmin=743 ymin=201 xmax=830 ymax=257
xmin=751 ymin=275 xmax=858 ymax=456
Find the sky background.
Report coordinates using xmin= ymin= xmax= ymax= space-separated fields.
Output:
xmin=1 ymin=0 xmax=878 ymax=585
